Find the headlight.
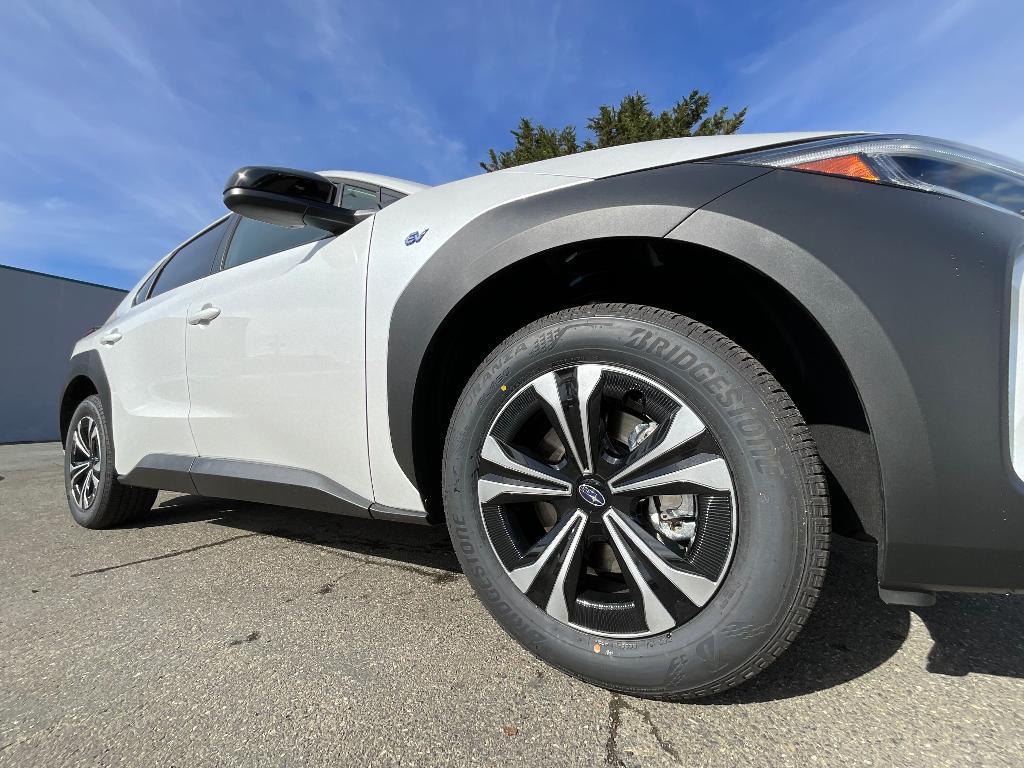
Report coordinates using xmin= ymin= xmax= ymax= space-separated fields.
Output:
xmin=723 ymin=134 xmax=1024 ymax=217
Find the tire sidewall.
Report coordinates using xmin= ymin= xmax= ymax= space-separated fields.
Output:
xmin=444 ymin=310 xmax=815 ymax=695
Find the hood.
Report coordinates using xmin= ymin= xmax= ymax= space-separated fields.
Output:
xmin=496 ymin=132 xmax=860 ymax=180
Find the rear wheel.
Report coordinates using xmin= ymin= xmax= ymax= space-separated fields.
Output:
xmin=64 ymin=395 xmax=156 ymax=529
xmin=443 ymin=303 xmax=829 ymax=699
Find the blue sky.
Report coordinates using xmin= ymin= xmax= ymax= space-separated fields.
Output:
xmin=1 ymin=0 xmax=1022 ymax=289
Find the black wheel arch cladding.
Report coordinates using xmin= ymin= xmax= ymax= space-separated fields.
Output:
xmin=671 ymin=168 xmax=1024 ymax=593
xmin=387 ymin=162 xmax=770 ymax=485
xmin=60 ymin=349 xmax=111 ymax=444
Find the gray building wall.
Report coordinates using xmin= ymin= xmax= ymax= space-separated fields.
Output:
xmin=0 ymin=265 xmax=127 ymax=443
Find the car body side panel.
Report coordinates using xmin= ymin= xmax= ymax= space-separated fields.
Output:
xmin=671 ymin=167 xmax=1024 ymax=592
xmin=184 ymin=219 xmax=375 ymax=501
xmin=366 ymin=172 xmax=593 ymax=511
xmin=94 ymin=282 xmax=200 ymax=473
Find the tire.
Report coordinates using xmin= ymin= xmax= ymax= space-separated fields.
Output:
xmin=443 ymin=303 xmax=830 ymax=699
xmin=64 ymin=395 xmax=157 ymax=529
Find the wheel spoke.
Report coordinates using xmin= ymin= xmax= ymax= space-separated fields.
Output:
xmin=81 ymin=470 xmax=95 ymax=508
xmin=609 ymin=403 xmax=705 ymax=486
xmin=86 ymin=469 xmax=100 ymax=505
xmin=78 ymin=418 xmax=93 ymax=451
xmin=478 ymin=436 xmax=573 ymax=504
xmin=532 ymin=366 xmax=603 ymax=475
xmin=604 ymin=509 xmax=719 ymax=606
xmin=481 ymin=435 xmax=572 ymax=487
xmin=72 ymin=428 xmax=91 ymax=458
xmin=69 ymin=460 xmax=91 ymax=482
xmin=506 ymin=509 xmax=587 ymax=592
xmin=575 ymin=365 xmax=603 ymax=474
xmin=542 ymin=511 xmax=589 ymax=624
xmin=478 ymin=477 xmax=571 ymax=505
xmin=610 ymin=453 xmax=732 ymax=498
xmin=602 ymin=511 xmax=676 ymax=633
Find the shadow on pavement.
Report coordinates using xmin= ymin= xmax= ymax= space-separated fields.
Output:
xmin=137 ymin=494 xmax=461 ymax=574
xmin=915 ymin=594 xmax=1024 ymax=679
xmin=702 ymin=536 xmax=910 ymax=703
xmin=703 ymin=537 xmax=1024 ymax=703
xmin=135 ymin=497 xmax=1024 ymax=700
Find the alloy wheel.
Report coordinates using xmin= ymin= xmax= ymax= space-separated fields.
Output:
xmin=478 ymin=364 xmax=737 ymax=638
xmin=69 ymin=415 xmax=102 ymax=510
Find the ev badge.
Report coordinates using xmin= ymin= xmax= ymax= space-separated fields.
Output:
xmin=404 ymin=229 xmax=428 ymax=246
xmin=578 ymin=483 xmax=606 ymax=508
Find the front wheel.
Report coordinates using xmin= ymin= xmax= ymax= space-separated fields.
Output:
xmin=443 ymin=304 xmax=829 ymax=699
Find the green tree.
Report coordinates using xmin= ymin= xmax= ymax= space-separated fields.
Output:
xmin=481 ymin=90 xmax=746 ymax=172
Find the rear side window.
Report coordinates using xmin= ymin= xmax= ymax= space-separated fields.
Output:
xmin=380 ymin=188 xmax=403 ymax=207
xmin=133 ymin=265 xmax=162 ymax=306
xmin=223 ymin=217 xmax=332 ymax=270
xmin=340 ymin=184 xmax=379 ymax=211
xmin=150 ymin=219 xmax=228 ymax=298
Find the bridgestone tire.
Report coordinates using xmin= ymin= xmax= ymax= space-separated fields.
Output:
xmin=443 ymin=303 xmax=830 ymax=699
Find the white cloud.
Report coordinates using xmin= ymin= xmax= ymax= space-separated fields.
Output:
xmin=730 ymin=0 xmax=1024 ymax=158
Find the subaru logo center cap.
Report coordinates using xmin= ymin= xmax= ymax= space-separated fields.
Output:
xmin=578 ymin=483 xmax=606 ymax=508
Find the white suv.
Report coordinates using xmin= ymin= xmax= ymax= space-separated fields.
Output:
xmin=60 ymin=134 xmax=1024 ymax=698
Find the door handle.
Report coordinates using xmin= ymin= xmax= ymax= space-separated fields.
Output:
xmin=100 ymin=330 xmax=123 ymax=345
xmin=187 ymin=305 xmax=222 ymax=325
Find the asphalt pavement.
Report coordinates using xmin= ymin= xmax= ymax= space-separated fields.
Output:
xmin=1 ymin=442 xmax=1022 ymax=767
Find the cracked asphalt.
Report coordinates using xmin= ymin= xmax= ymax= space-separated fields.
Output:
xmin=2 ymin=443 xmax=1023 ymax=767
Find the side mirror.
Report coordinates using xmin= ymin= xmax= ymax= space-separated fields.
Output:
xmin=222 ymin=166 xmax=372 ymax=233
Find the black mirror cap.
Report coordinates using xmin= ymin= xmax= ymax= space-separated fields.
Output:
xmin=223 ymin=166 xmax=371 ymax=234
xmin=224 ymin=166 xmax=336 ymax=205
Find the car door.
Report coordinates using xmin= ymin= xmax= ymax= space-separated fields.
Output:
xmin=98 ymin=217 xmax=229 ymax=475
xmin=184 ymin=207 xmax=375 ymax=501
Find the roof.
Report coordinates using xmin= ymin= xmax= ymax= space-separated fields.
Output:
xmin=317 ymin=171 xmax=430 ymax=195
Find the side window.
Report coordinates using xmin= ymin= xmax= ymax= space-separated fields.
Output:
xmin=133 ymin=264 xmax=162 ymax=306
xmin=222 ymin=217 xmax=332 ymax=271
xmin=380 ymin=188 xmax=404 ymax=208
xmin=150 ymin=219 xmax=228 ymax=298
xmin=340 ymin=184 xmax=379 ymax=211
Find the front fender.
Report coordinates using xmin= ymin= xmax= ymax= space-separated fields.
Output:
xmin=386 ymin=162 xmax=768 ymax=489
xmin=672 ymin=166 xmax=1024 ymax=592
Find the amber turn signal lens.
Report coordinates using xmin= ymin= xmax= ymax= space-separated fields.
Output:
xmin=792 ymin=154 xmax=880 ymax=181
